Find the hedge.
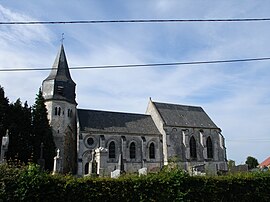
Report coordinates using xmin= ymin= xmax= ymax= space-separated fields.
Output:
xmin=0 ymin=164 xmax=270 ymax=201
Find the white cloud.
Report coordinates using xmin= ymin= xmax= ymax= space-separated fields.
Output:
xmin=0 ymin=5 xmax=52 ymax=46
xmin=0 ymin=4 xmax=54 ymax=104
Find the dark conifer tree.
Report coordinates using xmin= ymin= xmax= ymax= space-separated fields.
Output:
xmin=6 ymin=99 xmax=32 ymax=163
xmin=0 ymin=85 xmax=9 ymax=139
xmin=32 ymin=88 xmax=55 ymax=170
xmin=21 ymin=101 xmax=33 ymax=161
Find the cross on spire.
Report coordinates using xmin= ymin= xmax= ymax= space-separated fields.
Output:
xmin=60 ymin=33 xmax=65 ymax=44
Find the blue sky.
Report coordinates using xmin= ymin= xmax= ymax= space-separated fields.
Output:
xmin=1 ymin=1 xmax=270 ymax=164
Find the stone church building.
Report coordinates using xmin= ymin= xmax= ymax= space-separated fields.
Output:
xmin=42 ymin=45 xmax=227 ymax=176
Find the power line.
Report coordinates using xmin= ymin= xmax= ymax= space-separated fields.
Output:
xmin=1 ymin=18 xmax=270 ymax=25
xmin=0 ymin=56 xmax=270 ymax=72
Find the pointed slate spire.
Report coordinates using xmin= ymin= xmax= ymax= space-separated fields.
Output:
xmin=42 ymin=45 xmax=76 ymax=104
xmin=45 ymin=44 xmax=74 ymax=82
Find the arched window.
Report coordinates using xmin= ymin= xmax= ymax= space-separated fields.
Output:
xmin=54 ymin=107 xmax=58 ymax=115
xmin=206 ymin=137 xmax=213 ymax=159
xmin=84 ymin=163 xmax=89 ymax=175
xmin=130 ymin=142 xmax=136 ymax=159
xmin=109 ymin=141 xmax=116 ymax=159
xmin=67 ymin=109 xmax=73 ymax=117
xmin=190 ymin=136 xmax=197 ymax=159
xmin=149 ymin=142 xmax=155 ymax=159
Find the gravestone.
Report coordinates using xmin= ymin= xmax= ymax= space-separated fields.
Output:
xmin=111 ymin=169 xmax=121 ymax=178
xmin=138 ymin=167 xmax=147 ymax=176
xmin=111 ymin=153 xmax=125 ymax=178
xmin=0 ymin=130 xmax=9 ymax=163
xmin=52 ymin=149 xmax=62 ymax=174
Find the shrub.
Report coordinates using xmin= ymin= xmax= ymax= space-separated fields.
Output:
xmin=0 ymin=164 xmax=270 ymax=201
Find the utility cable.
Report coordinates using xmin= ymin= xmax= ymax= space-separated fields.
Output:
xmin=0 ymin=56 xmax=270 ymax=72
xmin=1 ymin=18 xmax=270 ymax=25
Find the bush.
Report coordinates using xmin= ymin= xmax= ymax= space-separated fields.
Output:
xmin=0 ymin=164 xmax=270 ymax=201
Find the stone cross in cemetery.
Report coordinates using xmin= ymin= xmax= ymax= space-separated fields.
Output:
xmin=0 ymin=130 xmax=9 ymax=163
xmin=53 ymin=149 xmax=62 ymax=175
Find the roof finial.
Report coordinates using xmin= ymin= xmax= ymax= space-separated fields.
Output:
xmin=60 ymin=33 xmax=65 ymax=44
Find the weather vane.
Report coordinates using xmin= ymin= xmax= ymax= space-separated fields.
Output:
xmin=60 ymin=33 xmax=65 ymax=44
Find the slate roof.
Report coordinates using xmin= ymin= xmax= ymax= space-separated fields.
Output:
xmin=42 ymin=45 xmax=76 ymax=104
xmin=77 ymin=109 xmax=160 ymax=135
xmin=153 ymin=101 xmax=219 ymax=129
xmin=44 ymin=44 xmax=75 ymax=83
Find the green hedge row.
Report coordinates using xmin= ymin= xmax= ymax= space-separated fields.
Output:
xmin=1 ymin=164 xmax=270 ymax=201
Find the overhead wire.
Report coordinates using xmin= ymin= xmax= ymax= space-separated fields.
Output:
xmin=1 ymin=18 xmax=270 ymax=72
xmin=0 ymin=56 xmax=270 ymax=72
xmin=1 ymin=18 xmax=270 ymax=25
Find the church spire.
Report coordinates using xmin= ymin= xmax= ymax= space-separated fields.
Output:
xmin=42 ymin=45 xmax=76 ymax=104
xmin=41 ymin=44 xmax=77 ymax=174
xmin=45 ymin=44 xmax=74 ymax=82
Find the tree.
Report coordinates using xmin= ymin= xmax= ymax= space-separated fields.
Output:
xmin=32 ymin=88 xmax=55 ymax=170
xmin=0 ymin=85 xmax=9 ymax=139
xmin=227 ymin=159 xmax=235 ymax=171
xmin=245 ymin=156 xmax=259 ymax=170
xmin=6 ymin=99 xmax=32 ymax=163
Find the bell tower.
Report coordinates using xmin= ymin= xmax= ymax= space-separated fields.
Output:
xmin=42 ymin=45 xmax=77 ymax=174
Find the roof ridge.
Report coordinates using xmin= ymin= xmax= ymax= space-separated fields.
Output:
xmin=152 ymin=101 xmax=202 ymax=108
xmin=78 ymin=108 xmax=151 ymax=116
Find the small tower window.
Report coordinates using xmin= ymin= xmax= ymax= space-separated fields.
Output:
xmin=67 ymin=109 xmax=73 ymax=118
xmin=57 ymin=86 xmax=64 ymax=95
xmin=149 ymin=142 xmax=155 ymax=159
xmin=55 ymin=107 xmax=62 ymax=116
xmin=130 ymin=142 xmax=136 ymax=159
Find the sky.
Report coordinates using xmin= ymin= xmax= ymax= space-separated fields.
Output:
xmin=0 ymin=0 xmax=270 ymax=165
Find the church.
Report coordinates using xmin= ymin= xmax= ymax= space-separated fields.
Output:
xmin=42 ymin=45 xmax=228 ymax=176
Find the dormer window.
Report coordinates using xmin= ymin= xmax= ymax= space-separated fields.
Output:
xmin=57 ymin=86 xmax=64 ymax=95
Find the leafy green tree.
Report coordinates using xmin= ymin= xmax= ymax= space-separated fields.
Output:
xmin=32 ymin=89 xmax=55 ymax=170
xmin=245 ymin=156 xmax=259 ymax=170
xmin=227 ymin=159 xmax=235 ymax=171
